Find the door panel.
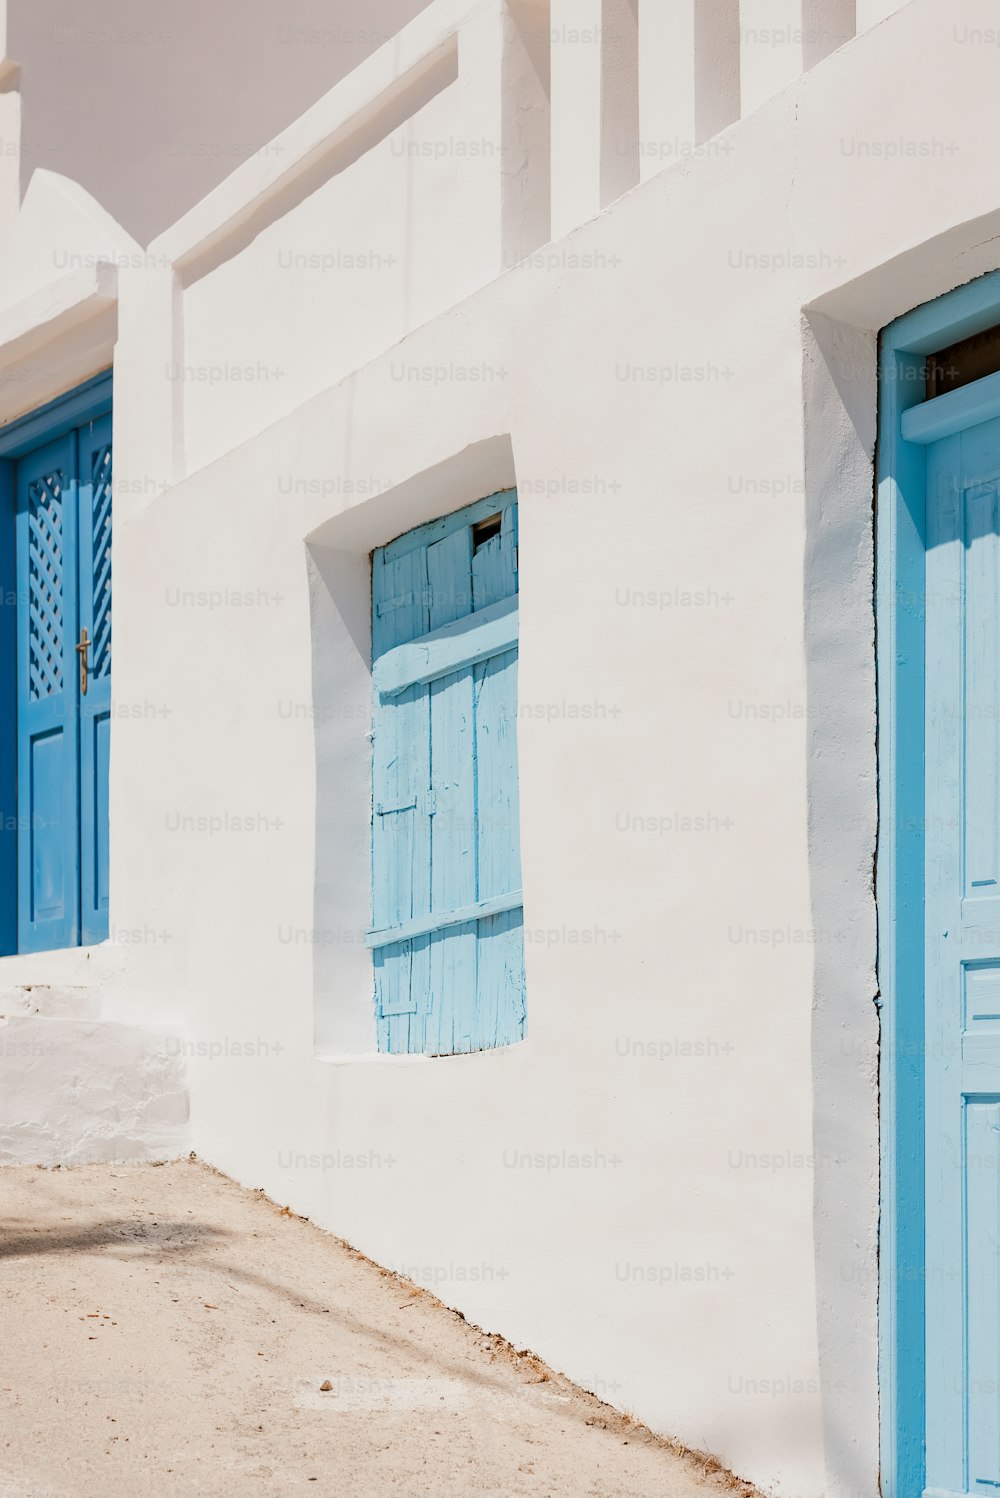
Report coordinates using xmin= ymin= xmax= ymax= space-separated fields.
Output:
xmin=13 ymin=410 xmax=113 ymax=954
xmin=77 ymin=414 xmax=113 ymax=944
xmin=925 ymin=415 xmax=1000 ymax=1496
xmin=15 ymin=433 xmax=80 ymax=952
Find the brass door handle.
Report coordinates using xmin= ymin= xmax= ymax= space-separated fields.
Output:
xmin=75 ymin=627 xmax=90 ymax=696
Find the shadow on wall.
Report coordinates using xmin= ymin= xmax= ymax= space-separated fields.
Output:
xmin=801 ymin=307 xmax=880 ymax=1498
xmin=10 ymin=0 xmax=435 ymax=245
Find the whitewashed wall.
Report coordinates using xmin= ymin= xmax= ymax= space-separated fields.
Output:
xmin=4 ymin=0 xmax=1000 ymax=1495
xmin=9 ymin=0 xmax=434 ymax=242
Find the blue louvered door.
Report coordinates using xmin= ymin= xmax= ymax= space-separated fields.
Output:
xmin=14 ymin=417 xmax=112 ymax=952
xmin=369 ymin=491 xmax=525 ymax=1055
xmin=925 ymin=413 xmax=1000 ymax=1496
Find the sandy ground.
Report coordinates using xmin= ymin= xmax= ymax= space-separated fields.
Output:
xmin=0 ymin=1159 xmax=757 ymax=1498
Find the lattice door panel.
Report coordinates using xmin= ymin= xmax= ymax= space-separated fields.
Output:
xmin=26 ymin=470 xmax=66 ymax=702
xmin=89 ymin=443 xmax=112 ymax=682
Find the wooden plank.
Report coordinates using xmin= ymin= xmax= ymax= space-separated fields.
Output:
xmin=427 ymin=526 xmax=474 ymax=628
xmin=0 ymin=371 xmax=113 ymax=459
xmin=901 ymin=369 xmax=1000 ymax=445
xmin=423 ymin=524 xmax=478 ymax=1054
xmin=474 ymin=649 xmax=521 ymax=902
xmin=366 ymin=887 xmax=524 ymax=948
xmin=371 ymin=544 xmax=430 ymax=1041
xmin=411 ymin=528 xmax=474 ymax=1052
xmin=960 ymin=1031 xmax=1000 ymax=1086
xmin=472 ymin=502 xmax=517 ymax=611
xmin=373 ymin=597 xmax=518 ymax=698
xmin=77 ymin=415 xmax=113 ymax=946
xmin=470 ymin=504 xmax=522 ymax=1050
xmin=963 ymin=484 xmax=1000 ymax=893
xmin=426 ymin=656 xmax=477 ymax=1055
xmin=371 ymin=543 xmax=429 ymax=658
xmin=965 ymin=1100 xmax=1000 ymax=1491
xmin=477 ymin=909 xmax=526 ymax=1050
xmin=15 ymin=432 xmax=81 ymax=953
xmin=873 ymin=277 xmax=1000 ymax=1498
xmin=923 ymin=431 xmax=965 ymax=1488
xmin=0 ymin=459 xmax=15 ymax=956
xmin=925 ymin=412 xmax=1000 ymax=1491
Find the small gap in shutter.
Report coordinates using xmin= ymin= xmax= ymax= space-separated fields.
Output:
xmin=926 ymin=322 xmax=1000 ymax=401
xmin=472 ymin=513 xmax=502 ymax=552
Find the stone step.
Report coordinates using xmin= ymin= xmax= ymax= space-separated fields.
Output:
xmin=0 ymin=1015 xmax=190 ymax=1166
xmin=0 ymin=984 xmax=103 ymax=1021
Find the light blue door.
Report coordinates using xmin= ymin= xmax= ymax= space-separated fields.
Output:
xmin=925 ymin=411 xmax=1000 ymax=1495
xmin=369 ymin=491 xmax=525 ymax=1055
xmin=14 ymin=417 xmax=112 ymax=952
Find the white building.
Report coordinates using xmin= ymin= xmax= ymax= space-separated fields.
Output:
xmin=1 ymin=1 xmax=997 ymax=1493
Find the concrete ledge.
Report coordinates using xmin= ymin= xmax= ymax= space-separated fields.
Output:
xmin=0 ymin=1016 xmax=190 ymax=1166
xmin=0 ymin=985 xmax=102 ymax=1020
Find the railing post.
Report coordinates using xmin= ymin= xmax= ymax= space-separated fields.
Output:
xmin=115 ymin=262 xmax=185 ymax=508
xmin=460 ymin=0 xmax=551 ymax=272
xmin=501 ymin=0 xmax=552 ymax=267
xmin=550 ymin=0 xmax=603 ymax=236
xmin=739 ymin=0 xmax=854 ymax=116
xmin=638 ymin=0 xmax=739 ymax=180
xmin=550 ymin=0 xmax=638 ymax=237
xmin=599 ymin=0 xmax=639 ymax=206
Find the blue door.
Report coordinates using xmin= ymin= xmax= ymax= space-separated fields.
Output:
xmin=925 ymin=411 xmax=1000 ymax=1494
xmin=14 ymin=416 xmax=112 ymax=952
xmin=368 ymin=491 xmax=525 ymax=1055
xmin=77 ymin=414 xmax=113 ymax=946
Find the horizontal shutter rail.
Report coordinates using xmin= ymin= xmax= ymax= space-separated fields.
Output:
xmin=373 ymin=596 xmax=518 ymax=699
xmin=366 ymin=888 xmax=523 ymax=950
xmin=375 ymin=797 xmax=418 ymax=816
xmin=376 ymin=589 xmax=425 ymax=617
xmin=901 ymin=369 xmax=1000 ymax=445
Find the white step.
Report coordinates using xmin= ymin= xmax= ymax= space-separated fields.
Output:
xmin=0 ymin=984 xmax=102 ymax=1020
xmin=0 ymin=1014 xmax=190 ymax=1165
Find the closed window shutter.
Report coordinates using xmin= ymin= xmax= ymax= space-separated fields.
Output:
xmin=369 ymin=492 xmax=525 ymax=1054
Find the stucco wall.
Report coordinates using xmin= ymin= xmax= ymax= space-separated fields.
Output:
xmin=102 ymin=4 xmax=1000 ymax=1494
xmin=6 ymin=1 xmax=1000 ymax=1495
xmin=10 ymin=0 xmax=434 ymax=243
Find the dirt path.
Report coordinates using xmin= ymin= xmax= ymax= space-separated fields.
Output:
xmin=0 ymin=1159 xmax=755 ymax=1498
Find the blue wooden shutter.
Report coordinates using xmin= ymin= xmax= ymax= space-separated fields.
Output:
xmin=77 ymin=414 xmax=113 ymax=945
xmin=15 ymin=434 xmax=81 ymax=951
xmin=924 ymin=412 xmax=1000 ymax=1492
xmin=369 ymin=491 xmax=525 ymax=1054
